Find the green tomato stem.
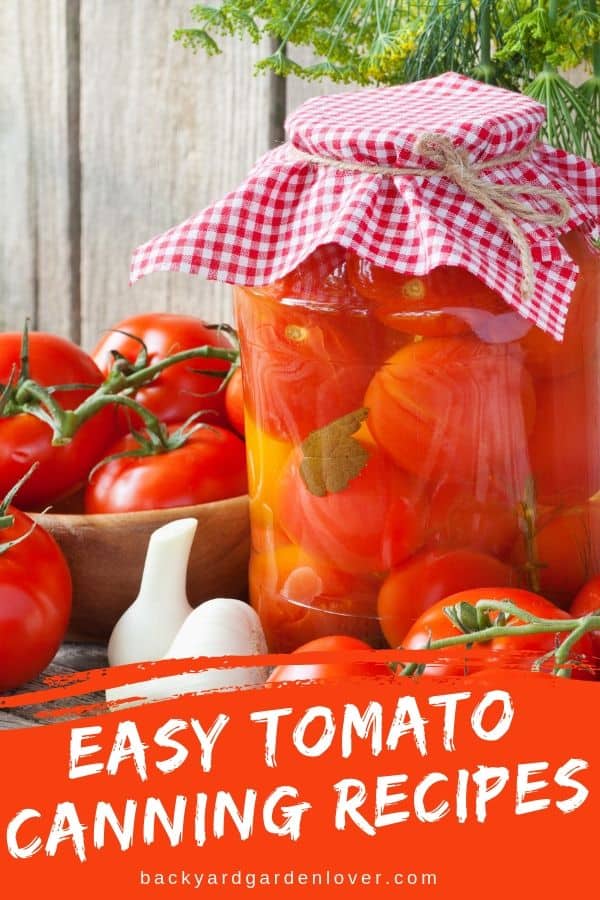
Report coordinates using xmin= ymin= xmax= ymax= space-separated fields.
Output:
xmin=398 ymin=599 xmax=600 ymax=678
xmin=61 ymin=346 xmax=238 ymax=440
xmin=553 ymin=622 xmax=593 ymax=673
xmin=0 ymin=519 xmax=37 ymax=557
xmin=107 ymin=344 xmax=238 ymax=393
xmin=7 ymin=340 xmax=239 ymax=446
xmin=0 ymin=464 xmax=41 ymax=556
xmin=20 ymin=319 xmax=31 ymax=383
xmin=0 ymin=463 xmax=40 ymax=517
xmin=14 ymin=380 xmax=71 ymax=437
xmin=58 ymin=393 xmax=167 ymax=444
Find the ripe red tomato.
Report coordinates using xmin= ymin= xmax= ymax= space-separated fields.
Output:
xmin=234 ymin=289 xmax=377 ymax=442
xmin=399 ymin=588 xmax=594 ymax=678
xmin=570 ymin=575 xmax=600 ymax=662
xmin=378 ymin=548 xmax=514 ymax=648
xmin=0 ymin=506 xmax=72 ymax=690
xmin=225 ymin=367 xmax=245 ymax=436
xmin=234 ymin=252 xmax=405 ymax=442
xmin=0 ymin=332 xmax=118 ymax=509
xmin=92 ymin=313 xmax=233 ymax=425
xmin=425 ymin=478 xmax=520 ymax=558
xmin=277 ymin=444 xmax=426 ymax=575
xmin=346 ymin=255 xmax=511 ymax=338
xmin=364 ymin=336 xmax=535 ymax=487
xmin=267 ymin=635 xmax=391 ymax=683
xmin=249 ymin=544 xmax=384 ymax=652
xmin=84 ymin=424 xmax=248 ymax=513
xmin=513 ymin=502 xmax=600 ymax=609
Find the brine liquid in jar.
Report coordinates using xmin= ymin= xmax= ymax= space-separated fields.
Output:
xmin=235 ymin=235 xmax=600 ymax=652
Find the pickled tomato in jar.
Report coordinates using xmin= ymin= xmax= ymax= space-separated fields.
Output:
xmin=236 ymin=235 xmax=600 ymax=650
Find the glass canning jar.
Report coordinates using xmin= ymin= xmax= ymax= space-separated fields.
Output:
xmin=234 ymin=233 xmax=600 ymax=652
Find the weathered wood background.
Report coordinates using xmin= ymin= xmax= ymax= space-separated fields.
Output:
xmin=0 ymin=1 xmax=345 ymax=347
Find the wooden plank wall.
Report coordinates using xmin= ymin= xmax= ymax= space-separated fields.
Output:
xmin=0 ymin=6 xmax=587 ymax=345
xmin=79 ymin=1 xmax=275 ymax=345
xmin=1 ymin=0 xmax=277 ymax=346
xmin=0 ymin=0 xmax=75 ymax=335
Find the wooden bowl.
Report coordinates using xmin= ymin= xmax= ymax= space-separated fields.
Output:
xmin=31 ymin=496 xmax=250 ymax=639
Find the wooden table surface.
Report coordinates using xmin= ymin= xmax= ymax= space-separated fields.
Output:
xmin=0 ymin=643 xmax=108 ymax=730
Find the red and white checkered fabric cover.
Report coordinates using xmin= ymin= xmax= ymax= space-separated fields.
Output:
xmin=130 ymin=73 xmax=600 ymax=338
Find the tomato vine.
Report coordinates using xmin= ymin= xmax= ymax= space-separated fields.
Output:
xmin=399 ymin=597 xmax=600 ymax=678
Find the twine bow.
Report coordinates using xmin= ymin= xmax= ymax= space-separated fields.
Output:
xmin=290 ymin=133 xmax=572 ymax=301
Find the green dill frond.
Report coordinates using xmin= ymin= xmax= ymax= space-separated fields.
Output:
xmin=174 ymin=1 xmax=600 ymax=160
xmin=173 ymin=27 xmax=222 ymax=55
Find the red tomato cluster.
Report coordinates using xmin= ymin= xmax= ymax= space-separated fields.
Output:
xmin=87 ymin=313 xmax=247 ymax=513
xmin=0 ymin=333 xmax=119 ymax=508
xmin=92 ymin=313 xmax=233 ymax=426
xmin=0 ymin=316 xmax=247 ymax=514
xmin=0 ymin=313 xmax=249 ymax=690
xmin=237 ymin=232 xmax=600 ymax=678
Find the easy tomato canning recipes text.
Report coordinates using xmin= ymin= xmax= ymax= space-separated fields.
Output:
xmin=4 ymin=689 xmax=591 ymax=862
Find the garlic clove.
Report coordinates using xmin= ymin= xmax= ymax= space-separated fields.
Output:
xmin=106 ymin=598 xmax=269 ymax=707
xmin=107 ymin=517 xmax=197 ymax=667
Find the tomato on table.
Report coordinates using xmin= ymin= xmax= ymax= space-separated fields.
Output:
xmin=377 ymin=548 xmax=514 ymax=648
xmin=0 ymin=499 xmax=72 ymax=690
xmin=84 ymin=424 xmax=247 ymax=513
xmin=364 ymin=336 xmax=535 ymax=487
xmin=267 ymin=635 xmax=391 ymax=683
xmin=250 ymin=544 xmax=384 ymax=652
xmin=398 ymin=588 xmax=594 ymax=678
xmin=346 ymin=255 xmax=512 ymax=338
xmin=0 ymin=332 xmax=118 ymax=508
xmin=92 ymin=313 xmax=233 ymax=426
xmin=278 ymin=441 xmax=426 ymax=575
xmin=570 ymin=575 xmax=600 ymax=662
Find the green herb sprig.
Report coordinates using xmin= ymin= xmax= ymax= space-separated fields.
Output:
xmin=175 ymin=1 xmax=600 ymax=160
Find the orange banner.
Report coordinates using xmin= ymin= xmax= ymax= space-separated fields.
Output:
xmin=0 ymin=665 xmax=598 ymax=898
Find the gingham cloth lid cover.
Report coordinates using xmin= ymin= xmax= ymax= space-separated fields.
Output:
xmin=130 ymin=72 xmax=600 ymax=339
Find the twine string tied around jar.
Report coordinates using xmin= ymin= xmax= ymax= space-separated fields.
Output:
xmin=290 ymin=133 xmax=572 ymax=301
